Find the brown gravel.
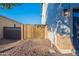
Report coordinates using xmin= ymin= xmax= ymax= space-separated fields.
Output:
xmin=0 ymin=39 xmax=74 ymax=56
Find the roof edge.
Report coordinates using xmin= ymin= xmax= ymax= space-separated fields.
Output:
xmin=0 ymin=15 xmax=22 ymax=24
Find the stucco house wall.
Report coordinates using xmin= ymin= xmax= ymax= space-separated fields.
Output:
xmin=42 ymin=3 xmax=79 ymax=54
xmin=42 ymin=3 xmax=48 ymax=24
xmin=0 ymin=16 xmax=21 ymax=39
xmin=46 ymin=3 xmax=73 ymax=54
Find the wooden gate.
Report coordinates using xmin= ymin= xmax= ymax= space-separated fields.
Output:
xmin=3 ymin=27 xmax=21 ymax=39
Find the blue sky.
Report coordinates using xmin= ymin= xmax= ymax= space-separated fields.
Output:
xmin=0 ymin=3 xmax=41 ymax=24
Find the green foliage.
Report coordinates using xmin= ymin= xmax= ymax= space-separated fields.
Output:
xmin=0 ymin=3 xmax=21 ymax=9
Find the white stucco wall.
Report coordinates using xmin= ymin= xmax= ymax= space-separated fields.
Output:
xmin=45 ymin=3 xmax=74 ymax=54
xmin=42 ymin=3 xmax=48 ymax=24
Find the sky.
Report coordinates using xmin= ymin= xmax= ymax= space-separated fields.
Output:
xmin=0 ymin=3 xmax=41 ymax=24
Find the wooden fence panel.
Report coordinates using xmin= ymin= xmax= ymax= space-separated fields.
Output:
xmin=24 ymin=25 xmax=48 ymax=39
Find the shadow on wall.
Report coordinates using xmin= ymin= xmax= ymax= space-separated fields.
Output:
xmin=46 ymin=3 xmax=72 ymax=38
xmin=46 ymin=3 xmax=78 ymax=55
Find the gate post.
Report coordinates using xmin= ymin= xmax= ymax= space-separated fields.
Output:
xmin=45 ymin=25 xmax=48 ymax=39
xmin=21 ymin=24 xmax=24 ymax=40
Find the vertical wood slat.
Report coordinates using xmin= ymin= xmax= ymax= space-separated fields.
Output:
xmin=23 ymin=24 xmax=48 ymax=39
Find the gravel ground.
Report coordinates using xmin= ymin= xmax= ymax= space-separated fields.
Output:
xmin=0 ymin=39 xmax=74 ymax=56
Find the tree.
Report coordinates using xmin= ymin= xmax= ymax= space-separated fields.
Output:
xmin=0 ymin=3 xmax=21 ymax=9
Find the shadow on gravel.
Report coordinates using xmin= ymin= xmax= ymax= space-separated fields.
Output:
xmin=0 ymin=39 xmax=19 ymax=45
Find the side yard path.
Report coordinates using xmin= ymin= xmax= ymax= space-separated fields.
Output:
xmin=0 ymin=39 xmax=74 ymax=56
xmin=0 ymin=39 xmax=22 ymax=53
